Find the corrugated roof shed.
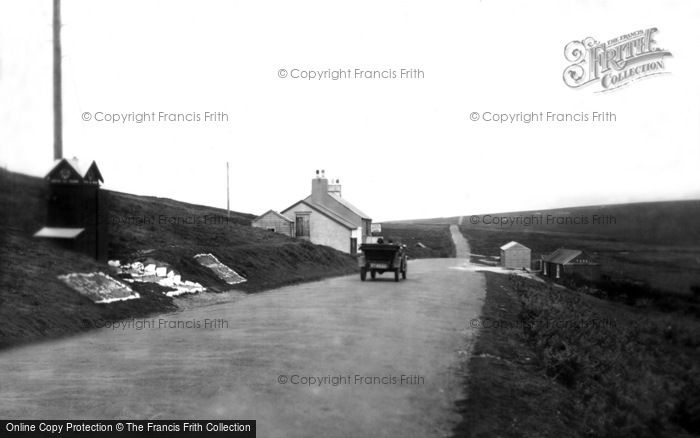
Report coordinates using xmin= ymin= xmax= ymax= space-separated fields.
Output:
xmin=542 ymin=248 xmax=584 ymax=264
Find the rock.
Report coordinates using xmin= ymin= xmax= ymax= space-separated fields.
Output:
xmin=158 ymin=277 xmax=174 ymax=287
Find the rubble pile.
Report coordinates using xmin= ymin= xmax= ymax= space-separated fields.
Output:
xmin=108 ymin=260 xmax=205 ymax=296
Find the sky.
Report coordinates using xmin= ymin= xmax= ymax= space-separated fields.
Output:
xmin=1 ymin=0 xmax=699 ymax=221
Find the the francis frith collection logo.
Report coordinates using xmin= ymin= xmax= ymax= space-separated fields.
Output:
xmin=563 ymin=28 xmax=672 ymax=92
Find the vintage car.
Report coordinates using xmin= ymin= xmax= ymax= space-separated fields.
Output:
xmin=357 ymin=242 xmax=407 ymax=282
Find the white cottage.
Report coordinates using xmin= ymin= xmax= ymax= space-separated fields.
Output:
xmin=253 ymin=170 xmax=372 ymax=255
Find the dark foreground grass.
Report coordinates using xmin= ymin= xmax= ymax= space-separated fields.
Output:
xmin=0 ymin=169 xmax=357 ymax=349
xmin=0 ymin=233 xmax=178 ymax=350
xmin=381 ymin=222 xmax=455 ymax=259
xmin=453 ymin=273 xmax=700 ymax=437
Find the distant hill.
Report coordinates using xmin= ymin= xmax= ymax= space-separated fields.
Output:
xmin=389 ymin=200 xmax=700 ymax=246
xmin=0 ymin=169 xmax=357 ymax=349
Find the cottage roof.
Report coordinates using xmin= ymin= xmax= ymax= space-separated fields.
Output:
xmin=327 ymin=193 xmax=371 ymax=220
xmin=542 ymin=248 xmax=590 ymax=264
xmin=282 ymin=200 xmax=357 ymax=230
xmin=299 ymin=194 xmax=370 ymax=224
xmin=280 ymin=175 xmax=370 ymax=229
xmin=253 ymin=209 xmax=293 ymax=223
xmin=500 ymin=241 xmax=529 ymax=251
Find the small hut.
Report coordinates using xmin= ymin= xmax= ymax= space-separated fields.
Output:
xmin=500 ymin=241 xmax=531 ymax=270
xmin=251 ymin=210 xmax=294 ymax=236
xmin=34 ymin=157 xmax=108 ymax=261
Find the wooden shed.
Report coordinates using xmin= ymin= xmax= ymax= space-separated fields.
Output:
xmin=251 ymin=210 xmax=294 ymax=237
xmin=542 ymin=248 xmax=601 ymax=282
xmin=500 ymin=241 xmax=531 ymax=269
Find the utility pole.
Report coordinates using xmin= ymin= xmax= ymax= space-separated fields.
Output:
xmin=226 ymin=161 xmax=230 ymax=219
xmin=53 ymin=0 xmax=63 ymax=160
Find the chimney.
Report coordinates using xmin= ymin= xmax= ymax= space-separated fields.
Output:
xmin=311 ymin=169 xmax=328 ymax=203
xmin=328 ymin=178 xmax=341 ymax=198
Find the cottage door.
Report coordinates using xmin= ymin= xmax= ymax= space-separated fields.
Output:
xmin=295 ymin=214 xmax=310 ymax=238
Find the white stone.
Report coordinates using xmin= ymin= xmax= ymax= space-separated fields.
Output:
xmin=144 ymin=264 xmax=156 ymax=274
xmin=158 ymin=277 xmax=174 ymax=287
xmin=155 ymin=267 xmax=167 ymax=277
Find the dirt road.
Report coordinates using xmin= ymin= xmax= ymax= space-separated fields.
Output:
xmin=0 ymin=231 xmax=485 ymax=437
xmin=450 ymin=224 xmax=471 ymax=259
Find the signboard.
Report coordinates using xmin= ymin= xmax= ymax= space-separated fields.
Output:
xmin=371 ymin=223 xmax=382 ymax=234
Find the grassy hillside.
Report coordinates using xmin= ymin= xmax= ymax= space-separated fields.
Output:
xmin=453 ymin=273 xmax=700 ymax=437
xmin=380 ymin=223 xmax=455 ymax=259
xmin=386 ymin=216 xmax=456 ymax=226
xmin=0 ymin=169 xmax=357 ymax=349
xmin=390 ymin=200 xmax=700 ymax=296
xmin=469 ymin=201 xmax=700 ymax=245
xmin=452 ymin=201 xmax=700 ymax=436
xmin=107 ymin=190 xmax=356 ymax=292
xmin=411 ymin=200 xmax=700 ymax=246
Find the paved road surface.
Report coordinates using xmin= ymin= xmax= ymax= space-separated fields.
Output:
xmin=0 ymin=230 xmax=485 ymax=437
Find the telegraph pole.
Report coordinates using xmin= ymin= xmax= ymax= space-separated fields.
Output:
xmin=226 ymin=161 xmax=230 ymax=219
xmin=53 ymin=0 xmax=63 ymax=160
